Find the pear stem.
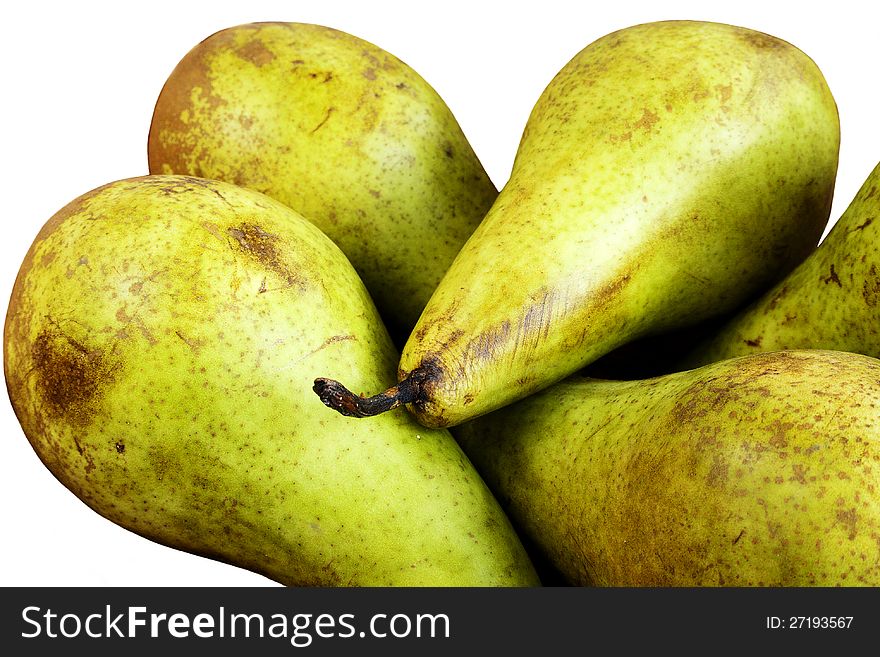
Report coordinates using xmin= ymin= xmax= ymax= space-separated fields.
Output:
xmin=313 ymin=365 xmax=435 ymax=418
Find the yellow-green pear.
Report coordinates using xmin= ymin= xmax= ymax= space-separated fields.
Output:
xmin=3 ymin=176 xmax=538 ymax=587
xmin=456 ymin=350 xmax=880 ymax=586
xmin=683 ymin=161 xmax=880 ymax=367
xmin=315 ymin=21 xmax=839 ymax=428
xmin=148 ymin=22 xmax=496 ymax=341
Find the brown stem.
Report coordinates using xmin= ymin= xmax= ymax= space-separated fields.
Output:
xmin=313 ymin=365 xmax=436 ymax=418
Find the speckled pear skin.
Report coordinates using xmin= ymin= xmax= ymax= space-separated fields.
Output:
xmin=3 ymin=176 xmax=538 ymax=587
xmin=683 ymin=162 xmax=880 ymax=368
xmin=399 ymin=21 xmax=839 ymax=428
xmin=147 ymin=22 xmax=497 ymax=342
xmin=456 ymin=350 xmax=880 ymax=586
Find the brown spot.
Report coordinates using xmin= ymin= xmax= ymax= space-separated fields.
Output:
xmin=324 ymin=334 xmax=355 ymax=346
xmin=741 ymin=30 xmax=785 ymax=50
xmin=31 ymin=327 xmax=117 ymax=427
xmin=821 ymin=264 xmax=842 ymax=287
xmin=765 ymin=284 xmax=789 ymax=311
xmin=115 ymin=441 xmax=125 ymax=454
xmin=850 ymin=217 xmax=873 ymax=232
xmin=305 ymin=334 xmax=356 ymax=361
xmin=669 ymin=380 xmax=739 ymax=425
xmin=227 ymin=224 xmax=299 ymax=289
xmin=732 ymin=529 xmax=745 ymax=545
xmin=368 ymin=189 xmax=381 ymax=198
xmin=363 ymin=68 xmax=376 ymax=80
xmin=174 ymin=330 xmax=206 ymax=353
xmin=236 ymin=39 xmax=276 ymax=67
xmin=706 ymin=453 xmax=729 ymax=487
xmin=716 ymin=84 xmax=733 ymax=103
xmin=745 ymin=337 xmax=762 ymax=347
xmin=359 ymin=47 xmax=383 ymax=69
xmin=593 ymin=274 xmax=632 ymax=311
xmin=443 ymin=143 xmax=454 ymax=158
xmin=310 ymin=107 xmax=336 ymax=134
xmin=866 ymin=186 xmax=877 ymax=200
xmin=463 ymin=393 xmax=475 ymax=406
xmin=632 ymin=108 xmax=659 ymax=133
xmin=768 ymin=420 xmax=794 ymax=449
xmin=790 ymin=464 xmax=807 ymax=484
xmin=836 ymin=508 xmax=858 ymax=540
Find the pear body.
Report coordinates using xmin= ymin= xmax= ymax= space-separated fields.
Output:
xmin=4 ymin=176 xmax=537 ymax=587
xmin=684 ymin=162 xmax=880 ymax=367
xmin=148 ymin=22 xmax=496 ymax=341
xmin=399 ymin=21 xmax=839 ymax=427
xmin=457 ymin=350 xmax=880 ymax=586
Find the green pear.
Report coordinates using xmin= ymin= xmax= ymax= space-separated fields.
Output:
xmin=4 ymin=175 xmax=538 ymax=587
xmin=148 ymin=22 xmax=497 ymax=342
xmin=314 ymin=20 xmax=839 ymax=428
xmin=683 ymin=161 xmax=880 ymax=368
xmin=456 ymin=350 xmax=880 ymax=586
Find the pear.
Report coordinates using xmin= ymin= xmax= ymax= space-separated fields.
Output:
xmin=683 ymin=161 xmax=880 ymax=368
xmin=456 ymin=350 xmax=880 ymax=586
xmin=315 ymin=21 xmax=839 ymax=428
xmin=148 ymin=22 xmax=496 ymax=342
xmin=3 ymin=175 xmax=538 ymax=587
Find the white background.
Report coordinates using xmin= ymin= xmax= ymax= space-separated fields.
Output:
xmin=2 ymin=0 xmax=878 ymax=586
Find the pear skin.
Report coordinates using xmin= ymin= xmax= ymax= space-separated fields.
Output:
xmin=148 ymin=22 xmax=497 ymax=342
xmin=456 ymin=350 xmax=880 ymax=586
xmin=683 ymin=161 xmax=880 ymax=367
xmin=3 ymin=176 xmax=538 ymax=587
xmin=316 ymin=21 xmax=839 ymax=428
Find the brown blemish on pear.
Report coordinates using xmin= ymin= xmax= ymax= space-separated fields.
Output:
xmin=236 ymin=39 xmax=276 ymax=66
xmin=227 ymin=223 xmax=300 ymax=289
xmin=30 ymin=326 xmax=117 ymax=428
